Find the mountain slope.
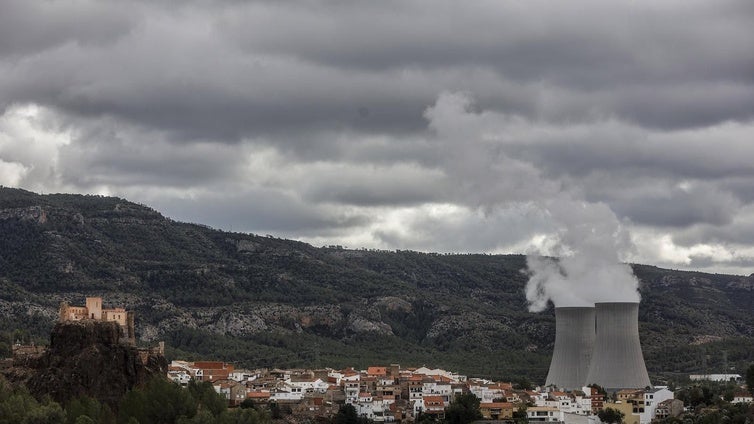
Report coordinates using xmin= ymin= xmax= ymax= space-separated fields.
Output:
xmin=1 ymin=187 xmax=752 ymax=383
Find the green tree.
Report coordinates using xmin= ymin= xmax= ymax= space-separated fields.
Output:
xmin=268 ymin=402 xmax=282 ymax=420
xmin=239 ymin=398 xmax=255 ymax=410
xmin=415 ymin=412 xmax=437 ymax=424
xmin=512 ymin=403 xmax=528 ymax=423
xmin=514 ymin=378 xmax=533 ymax=391
xmin=187 ymin=380 xmax=226 ymax=417
xmin=334 ymin=404 xmax=359 ymax=424
xmin=224 ymin=407 xmax=269 ymax=424
xmin=66 ymin=395 xmax=111 ymax=424
xmin=118 ymin=378 xmax=197 ymax=424
xmin=597 ymin=407 xmax=624 ymax=424
xmin=0 ymin=376 xmax=64 ymax=424
xmin=444 ymin=392 xmax=482 ymax=424
xmin=746 ymin=363 xmax=754 ymax=397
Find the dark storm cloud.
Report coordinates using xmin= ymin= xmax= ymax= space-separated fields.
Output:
xmin=146 ymin=188 xmax=371 ymax=235
xmin=2 ymin=0 xmax=752 ymax=142
xmin=299 ymin=164 xmax=447 ymax=207
xmin=0 ymin=0 xmax=137 ymax=57
xmin=2 ymin=0 xmax=754 ymax=274
xmin=672 ymin=208 xmax=754 ymax=247
xmin=57 ymin=133 xmax=247 ymax=189
xmin=609 ymin=187 xmax=740 ymax=228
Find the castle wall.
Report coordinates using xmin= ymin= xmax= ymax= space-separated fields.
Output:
xmin=63 ymin=306 xmax=89 ymax=321
xmin=103 ymin=308 xmax=128 ymax=326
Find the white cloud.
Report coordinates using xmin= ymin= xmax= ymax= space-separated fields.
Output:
xmin=0 ymin=104 xmax=71 ymax=191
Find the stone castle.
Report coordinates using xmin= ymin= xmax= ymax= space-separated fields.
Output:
xmin=59 ymin=297 xmax=136 ymax=345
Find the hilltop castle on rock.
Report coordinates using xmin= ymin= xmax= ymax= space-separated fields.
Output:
xmin=59 ymin=297 xmax=136 ymax=345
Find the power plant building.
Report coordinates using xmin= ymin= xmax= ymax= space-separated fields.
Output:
xmin=546 ymin=302 xmax=652 ymax=391
xmin=545 ymin=307 xmax=595 ymax=390
xmin=586 ymin=302 xmax=651 ymax=390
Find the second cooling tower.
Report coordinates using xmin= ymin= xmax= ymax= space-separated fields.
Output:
xmin=586 ymin=302 xmax=652 ymax=390
xmin=545 ymin=307 xmax=595 ymax=390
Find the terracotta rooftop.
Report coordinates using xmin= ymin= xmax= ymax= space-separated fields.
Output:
xmin=480 ymin=402 xmax=513 ymax=409
xmin=368 ymin=366 xmax=387 ymax=376
xmin=423 ymin=396 xmax=445 ymax=404
xmin=247 ymin=391 xmax=271 ymax=399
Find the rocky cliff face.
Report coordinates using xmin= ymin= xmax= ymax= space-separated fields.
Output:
xmin=3 ymin=320 xmax=167 ymax=408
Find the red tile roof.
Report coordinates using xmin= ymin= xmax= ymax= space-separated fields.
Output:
xmin=194 ymin=361 xmax=227 ymax=369
xmin=423 ymin=396 xmax=445 ymax=405
xmin=480 ymin=402 xmax=513 ymax=409
xmin=247 ymin=391 xmax=271 ymax=399
xmin=368 ymin=366 xmax=387 ymax=376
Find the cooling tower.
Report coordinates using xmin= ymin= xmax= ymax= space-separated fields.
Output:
xmin=545 ymin=307 xmax=595 ymax=390
xmin=586 ymin=302 xmax=651 ymax=390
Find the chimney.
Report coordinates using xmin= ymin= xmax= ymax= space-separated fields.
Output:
xmin=545 ymin=307 xmax=595 ymax=390
xmin=586 ymin=302 xmax=651 ymax=390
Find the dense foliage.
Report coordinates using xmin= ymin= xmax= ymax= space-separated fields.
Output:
xmin=1 ymin=187 xmax=753 ymax=383
xmin=0 ymin=374 xmax=269 ymax=424
xmin=597 ymin=407 xmax=624 ymax=424
xmin=0 ymin=376 xmax=65 ymax=424
xmin=444 ymin=393 xmax=482 ymax=424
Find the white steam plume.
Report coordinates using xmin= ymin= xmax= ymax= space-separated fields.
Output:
xmin=524 ymin=198 xmax=640 ymax=312
xmin=424 ymin=92 xmax=641 ymax=312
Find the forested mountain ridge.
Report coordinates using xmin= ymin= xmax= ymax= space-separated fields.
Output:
xmin=1 ymin=187 xmax=752 ymax=383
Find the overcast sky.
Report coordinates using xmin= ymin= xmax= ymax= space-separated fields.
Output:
xmin=2 ymin=0 xmax=754 ymax=276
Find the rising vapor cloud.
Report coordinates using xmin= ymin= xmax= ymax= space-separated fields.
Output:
xmin=423 ymin=93 xmax=641 ymax=312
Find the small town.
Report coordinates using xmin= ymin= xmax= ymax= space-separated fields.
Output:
xmin=4 ymin=296 xmax=751 ymax=424
xmin=166 ymin=360 xmax=753 ymax=424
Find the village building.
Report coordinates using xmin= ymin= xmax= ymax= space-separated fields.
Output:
xmin=732 ymin=390 xmax=753 ymax=404
xmin=654 ymin=398 xmax=684 ymax=420
xmin=479 ymin=402 xmax=514 ymax=420
xmin=162 ymin=360 xmax=688 ymax=424
xmin=526 ymin=406 xmax=563 ymax=422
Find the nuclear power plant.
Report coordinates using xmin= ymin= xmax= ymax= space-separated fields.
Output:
xmin=545 ymin=307 xmax=595 ymax=390
xmin=545 ymin=302 xmax=652 ymax=391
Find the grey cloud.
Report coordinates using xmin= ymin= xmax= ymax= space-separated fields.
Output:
xmin=1 ymin=0 xmax=752 ymax=146
xmin=222 ymin=1 xmax=754 ymax=127
xmin=609 ymin=185 xmax=740 ymax=228
xmin=685 ymin=255 xmax=754 ymax=270
xmin=0 ymin=0 xmax=137 ymax=57
xmin=142 ymin=188 xmax=371 ymax=235
xmin=2 ymin=0 xmax=754 ymax=275
xmin=673 ymin=208 xmax=754 ymax=247
xmin=373 ymin=203 xmax=557 ymax=254
xmin=56 ymin=124 xmax=248 ymax=189
xmin=300 ymin=165 xmax=447 ymax=207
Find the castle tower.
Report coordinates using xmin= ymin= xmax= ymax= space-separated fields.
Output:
xmin=586 ymin=302 xmax=651 ymax=390
xmin=59 ymin=302 xmax=70 ymax=322
xmin=545 ymin=306 xmax=596 ymax=390
xmin=126 ymin=311 xmax=136 ymax=346
xmin=86 ymin=297 xmax=102 ymax=320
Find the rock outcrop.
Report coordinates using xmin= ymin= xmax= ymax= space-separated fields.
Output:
xmin=3 ymin=320 xmax=167 ymax=409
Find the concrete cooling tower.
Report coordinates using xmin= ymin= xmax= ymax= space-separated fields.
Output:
xmin=545 ymin=307 xmax=595 ymax=390
xmin=586 ymin=302 xmax=652 ymax=390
